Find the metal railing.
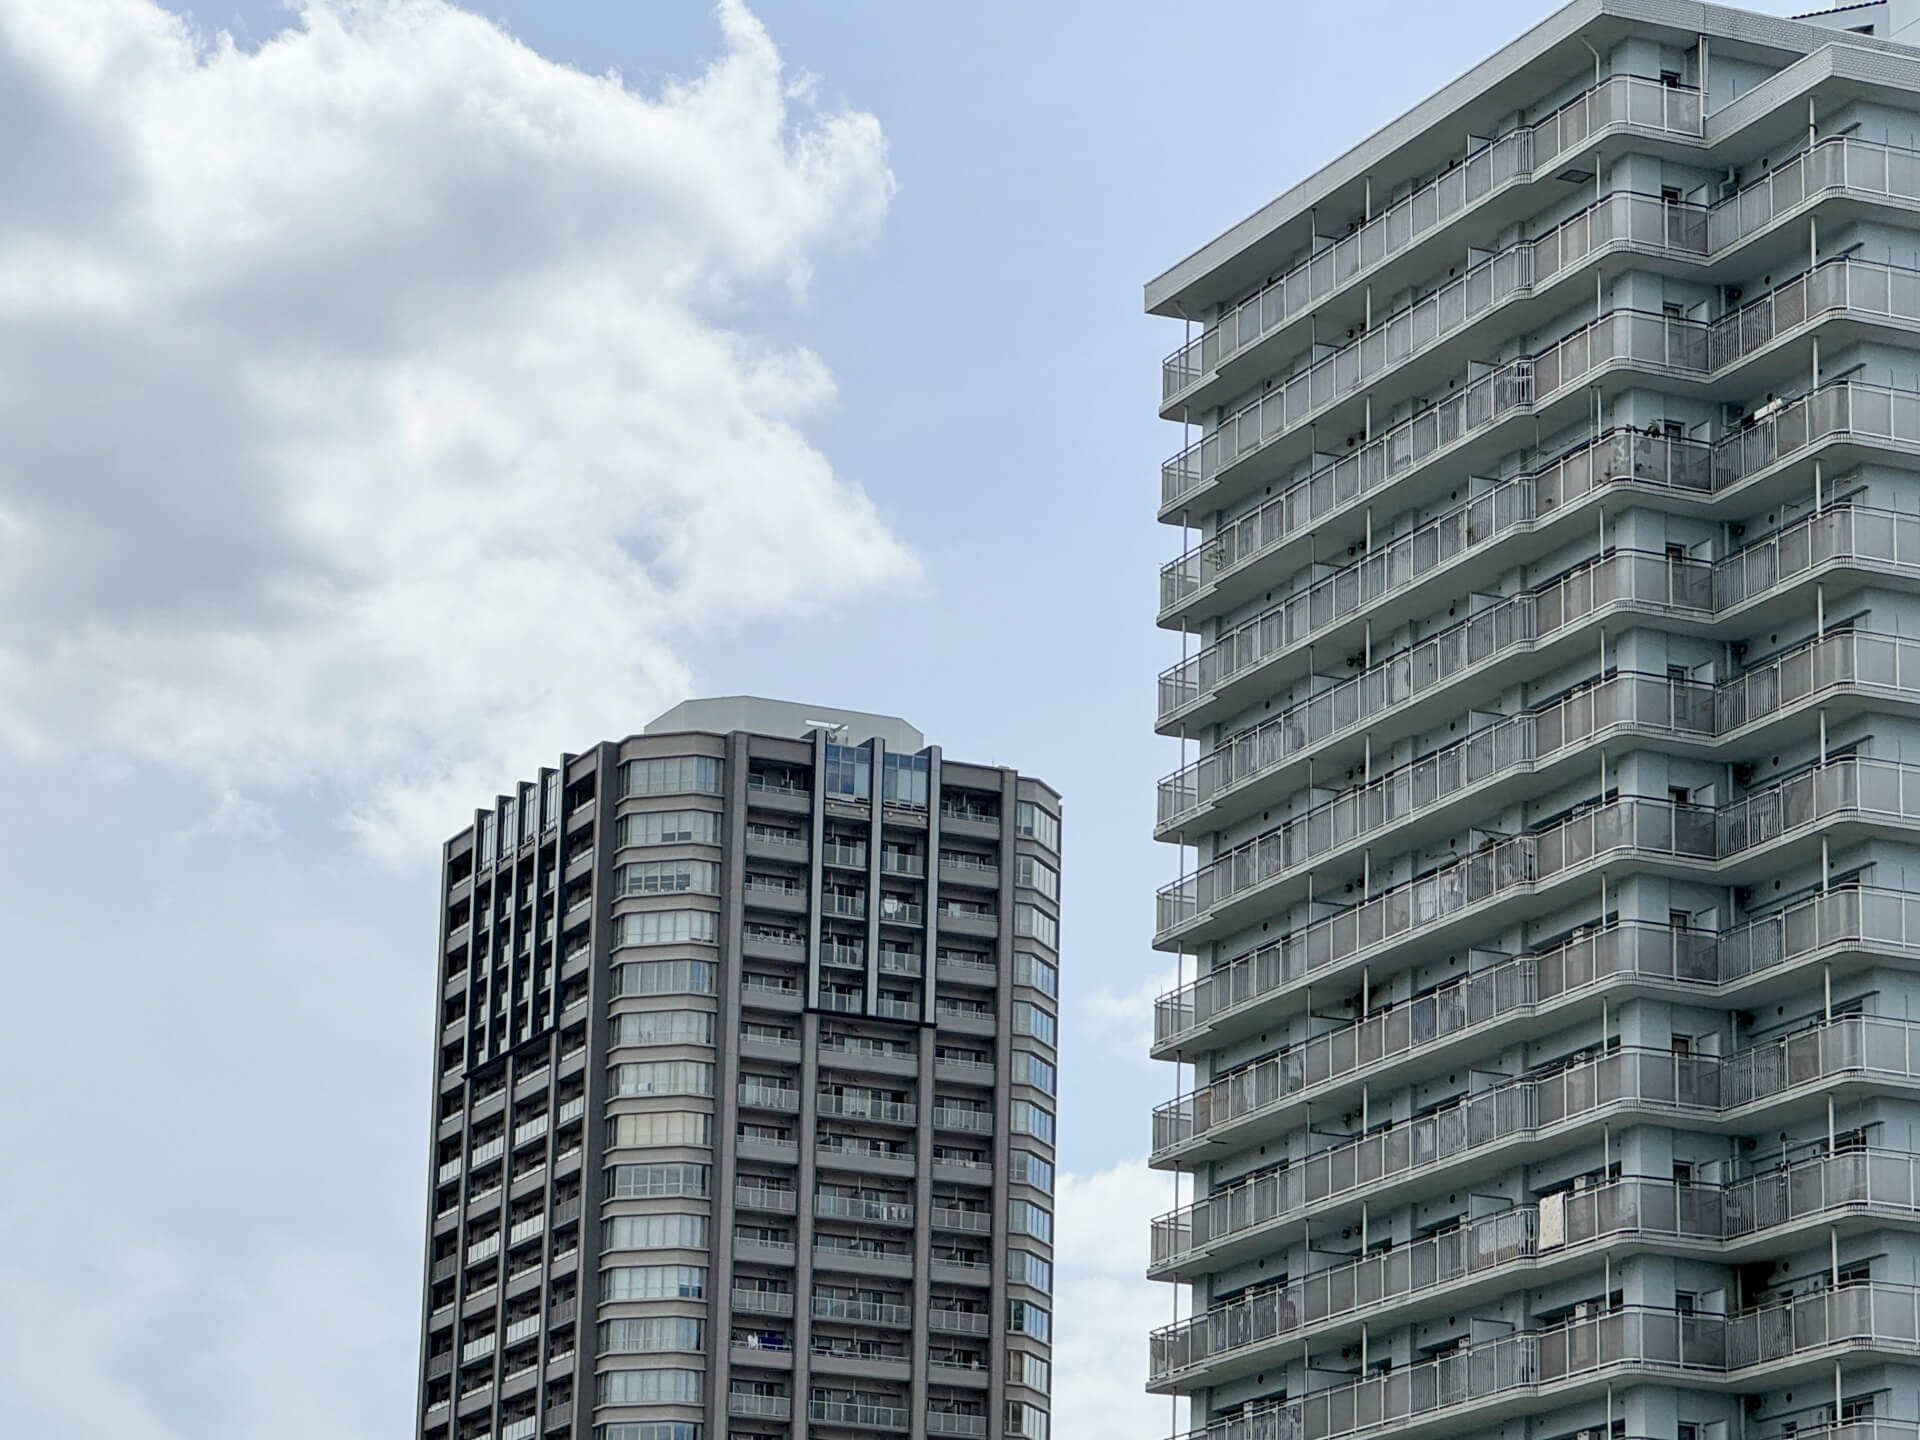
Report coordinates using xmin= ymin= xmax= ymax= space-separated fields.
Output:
xmin=1161 ymin=76 xmax=1702 ymax=399
xmin=1151 ymin=1151 xmax=1920 ymax=1382
xmin=1155 ymin=754 xmax=1920 ymax=1046
xmin=818 ymin=1092 xmax=916 ymax=1125
xmin=1175 ymin=1291 xmax=1920 ymax=1440
xmin=814 ymin=1294 xmax=912 ymax=1326
xmin=1151 ymin=1015 xmax=1920 ymax=1268
xmin=816 ymin=1193 xmax=915 ymax=1224
xmin=1156 ymin=882 xmax=1920 ymax=1141
xmin=1159 ymin=495 xmax=1920 ymax=820
xmin=732 ymin=1287 xmax=795 ymax=1316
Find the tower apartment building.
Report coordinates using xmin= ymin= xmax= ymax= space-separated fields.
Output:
xmin=1143 ymin=5 xmax=1920 ymax=1440
xmin=415 ymin=698 xmax=1061 ymax=1440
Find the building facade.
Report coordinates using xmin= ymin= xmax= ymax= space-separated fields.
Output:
xmin=1143 ymin=5 xmax=1920 ymax=1440
xmin=415 ymin=698 xmax=1061 ymax=1440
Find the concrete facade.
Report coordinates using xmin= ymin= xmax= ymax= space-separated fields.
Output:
xmin=1144 ymin=6 xmax=1920 ymax=1440
xmin=415 ymin=699 xmax=1061 ymax=1440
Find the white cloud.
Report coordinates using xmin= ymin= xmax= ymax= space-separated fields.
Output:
xmin=0 ymin=0 xmax=914 ymax=861
xmin=1084 ymin=967 xmax=1180 ymax=1064
xmin=1056 ymin=1159 xmax=1191 ymax=1440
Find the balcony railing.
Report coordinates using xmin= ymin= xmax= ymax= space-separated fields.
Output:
xmin=739 ymin=1083 xmax=800 ymax=1112
xmin=1175 ymin=1288 xmax=1920 ymax=1440
xmin=727 ymin=1393 xmax=792 ymax=1420
xmin=1156 ymin=882 xmax=1920 ymax=1140
xmin=932 ymin=1106 xmax=994 ymax=1134
xmin=732 ymin=1286 xmax=795 ymax=1316
xmin=814 ymin=1294 xmax=912 ymax=1326
xmin=811 ymin=1400 xmax=910 ymax=1429
xmin=1158 ymin=495 xmax=1920 ymax=818
xmin=1161 ymin=76 xmax=1702 ymax=400
xmin=818 ymin=1093 xmax=916 ymax=1125
xmin=816 ymin=1192 xmax=915 ymax=1224
xmin=1150 ymin=1015 xmax=1920 ymax=1269
xmin=1151 ymin=1150 xmax=1920 ymax=1385
xmin=1155 ymin=754 xmax=1920 ymax=1039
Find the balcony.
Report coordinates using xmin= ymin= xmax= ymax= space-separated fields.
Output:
xmin=929 ymin=1307 xmax=991 ymax=1335
xmin=1154 ymin=884 xmax=1920 ymax=1133
xmin=727 ymin=1393 xmax=792 ymax=1421
xmin=1151 ymin=1150 xmax=1920 ymax=1388
xmin=733 ymin=1286 xmax=795 ymax=1317
xmin=811 ymin=1399 xmax=910 ymax=1430
xmin=932 ymin=1105 xmax=994 ymax=1134
xmin=814 ymin=1294 xmax=912 ymax=1327
xmin=816 ymin=1193 xmax=914 ymax=1225
xmin=926 ymin=1412 xmax=989 ymax=1438
xmin=1161 ymin=75 xmax=1702 ymax=406
xmin=736 ymin=1183 xmax=798 ymax=1214
xmin=1172 ymin=1287 xmax=1920 ymax=1440
xmin=818 ymin=1092 xmax=916 ymax=1125
xmin=739 ymin=1083 xmax=801 ymax=1112
xmin=1153 ymin=752 xmax=1920 ymax=1046
xmin=1162 ymin=131 xmax=1920 ymax=523
xmin=1150 ymin=1014 xmax=1920 ymax=1276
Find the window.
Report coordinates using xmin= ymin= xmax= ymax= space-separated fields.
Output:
xmin=1009 ymin=1200 xmax=1053 ymax=1243
xmin=1013 ymin=1002 xmax=1057 ymax=1047
xmin=479 ymin=812 xmax=496 ymax=866
xmin=605 ymin=1162 xmax=708 ymax=1199
xmin=882 ymin=752 xmax=929 ymax=808
xmin=1011 ymin=1152 xmax=1054 ymax=1193
xmin=607 ymin=1112 xmax=712 ymax=1149
xmin=598 ymin=1425 xmax=699 ymax=1440
xmin=1011 ymin=1351 xmax=1051 ymax=1391
xmin=1016 ymin=801 xmax=1060 ymax=851
xmin=602 ymin=1265 xmax=706 ymax=1301
xmin=602 ymin=1213 xmax=708 ymax=1251
xmin=596 ymin=1368 xmax=702 ymax=1406
xmin=624 ymin=756 xmax=722 ymax=797
xmin=611 ymin=1011 xmax=714 ymax=1048
xmin=1014 ymin=953 xmax=1058 ymax=998
xmin=609 ymin=1060 xmax=712 ymax=1098
xmin=1007 ymin=1250 xmax=1053 ymax=1291
xmin=621 ymin=860 xmax=720 ymax=896
xmin=1007 ymin=1400 xmax=1051 ymax=1439
xmin=616 ymin=910 xmax=718 ymax=947
xmin=1011 ymin=1101 xmax=1055 ymax=1145
xmin=599 ymin=1316 xmax=705 ymax=1354
xmin=619 ymin=810 xmax=721 ymax=847
xmin=611 ymin=959 xmax=716 ymax=996
xmin=1013 ymin=1052 xmax=1056 ymax=1094
xmin=823 ymin=743 xmax=872 ymax=799
xmin=501 ymin=797 xmax=517 ymax=849
xmin=1015 ymin=855 xmax=1060 ymax=900
xmin=543 ymin=772 xmax=560 ymax=830
xmin=1009 ymin=1300 xmax=1051 ymax=1342
xmin=1015 ymin=904 xmax=1058 ymax=949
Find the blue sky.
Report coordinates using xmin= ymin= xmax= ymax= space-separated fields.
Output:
xmin=0 ymin=1 xmax=1809 ymax=1435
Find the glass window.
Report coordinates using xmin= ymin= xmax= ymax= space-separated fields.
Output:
xmin=520 ymin=783 xmax=538 ymax=843
xmin=478 ymin=812 xmax=495 ymax=866
xmin=619 ymin=809 xmax=721 ymax=847
xmin=595 ymin=1368 xmax=702 ymax=1406
xmin=1011 ymin=1151 xmax=1054 ymax=1194
xmin=609 ymin=1060 xmax=712 ymax=1098
xmin=605 ymin=1162 xmax=708 ymax=1199
xmin=611 ymin=959 xmax=716 ymax=996
xmin=616 ymin=910 xmax=718 ymax=948
xmin=602 ymin=1213 xmax=708 ymax=1252
xmin=621 ymin=860 xmax=721 ymax=895
xmin=1007 ymin=1400 xmax=1051 ymax=1439
xmin=1011 ymin=1351 xmax=1051 ymax=1391
xmin=611 ymin=1011 xmax=714 ymax=1048
xmin=1013 ymin=1052 xmax=1056 ymax=1094
xmin=1011 ymin=1100 xmax=1054 ymax=1145
xmin=1009 ymin=1199 xmax=1054 ymax=1243
xmin=1015 ymin=904 xmax=1058 ymax=949
xmin=1015 ymin=801 xmax=1060 ymax=852
xmin=1014 ymin=953 xmax=1058 ymax=998
xmin=599 ymin=1316 xmax=704 ymax=1354
xmin=607 ymin=1112 xmax=712 ymax=1150
xmin=501 ymin=797 xmax=517 ymax=850
xmin=1008 ymin=1300 xmax=1051 ymax=1342
xmin=881 ymin=752 xmax=929 ymax=808
xmin=1015 ymin=855 xmax=1059 ymax=900
xmin=543 ymin=772 xmax=560 ymax=830
xmin=624 ymin=756 xmax=723 ymax=797
xmin=599 ymin=1425 xmax=699 ymax=1440
xmin=601 ymin=1264 xmax=707 ymax=1301
xmin=822 ymin=743 xmax=872 ymax=799
xmin=1007 ymin=1249 xmax=1052 ymax=1292
xmin=1013 ymin=1002 xmax=1057 ymax=1047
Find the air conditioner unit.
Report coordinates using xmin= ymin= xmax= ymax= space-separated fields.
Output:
xmin=1574 ymin=1300 xmax=1595 ymax=1320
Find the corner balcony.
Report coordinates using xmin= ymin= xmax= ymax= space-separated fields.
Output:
xmin=1152 ymin=753 xmax=1920 ymax=1066
xmin=1150 ymin=1148 xmax=1920 ymax=1391
xmin=1156 ymin=614 xmax=1920 ymax=954
xmin=1168 ymin=1286 xmax=1920 ymax=1440
xmin=1159 ymin=75 xmax=1703 ymax=413
xmin=1152 ymin=883 xmax=1920 ymax=1154
xmin=1158 ymin=479 xmax=1920 ymax=826
xmin=1147 ymin=1014 xmax=1920 ymax=1279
